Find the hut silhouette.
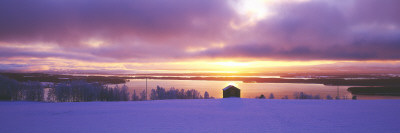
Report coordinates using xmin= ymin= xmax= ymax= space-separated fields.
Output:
xmin=223 ymin=85 xmax=240 ymax=98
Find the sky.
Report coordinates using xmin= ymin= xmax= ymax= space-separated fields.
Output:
xmin=0 ymin=0 xmax=400 ymax=74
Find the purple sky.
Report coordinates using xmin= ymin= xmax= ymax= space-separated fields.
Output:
xmin=0 ymin=0 xmax=399 ymax=73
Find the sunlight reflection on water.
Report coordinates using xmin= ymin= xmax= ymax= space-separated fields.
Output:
xmin=116 ymin=79 xmax=400 ymax=100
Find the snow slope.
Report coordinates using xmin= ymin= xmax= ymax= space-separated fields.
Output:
xmin=1 ymin=99 xmax=400 ymax=133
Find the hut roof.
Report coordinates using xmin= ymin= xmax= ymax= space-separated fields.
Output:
xmin=223 ymin=85 xmax=239 ymax=91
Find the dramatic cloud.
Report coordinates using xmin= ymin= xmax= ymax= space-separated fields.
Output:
xmin=0 ymin=0 xmax=233 ymax=42
xmin=0 ymin=0 xmax=399 ymax=72
xmin=0 ymin=0 xmax=234 ymax=60
xmin=196 ymin=0 xmax=400 ymax=60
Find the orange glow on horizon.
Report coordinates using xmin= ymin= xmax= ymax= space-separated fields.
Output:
xmin=2 ymin=56 xmax=400 ymax=73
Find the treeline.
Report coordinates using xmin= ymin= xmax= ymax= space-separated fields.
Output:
xmin=1 ymin=75 xmax=213 ymax=102
xmin=257 ymin=92 xmax=346 ymax=100
xmin=149 ymin=86 xmax=213 ymax=100
xmin=0 ymin=76 xmax=44 ymax=101
xmin=49 ymin=83 xmax=214 ymax=102
xmin=0 ymin=75 xmax=130 ymax=102
xmin=47 ymin=80 xmax=131 ymax=102
xmin=293 ymin=92 xmax=321 ymax=99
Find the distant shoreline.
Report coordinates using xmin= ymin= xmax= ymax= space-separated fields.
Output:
xmin=2 ymin=72 xmax=400 ymax=87
xmin=348 ymin=87 xmax=400 ymax=96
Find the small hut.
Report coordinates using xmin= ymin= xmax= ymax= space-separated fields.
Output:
xmin=223 ymin=85 xmax=240 ymax=98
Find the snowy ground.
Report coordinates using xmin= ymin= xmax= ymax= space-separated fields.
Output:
xmin=1 ymin=99 xmax=400 ymax=133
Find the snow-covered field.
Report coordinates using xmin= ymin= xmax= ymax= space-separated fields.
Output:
xmin=1 ymin=99 xmax=400 ymax=133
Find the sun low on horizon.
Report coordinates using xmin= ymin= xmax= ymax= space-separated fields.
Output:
xmin=0 ymin=0 xmax=400 ymax=74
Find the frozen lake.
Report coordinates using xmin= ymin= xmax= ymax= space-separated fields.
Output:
xmin=118 ymin=79 xmax=400 ymax=100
